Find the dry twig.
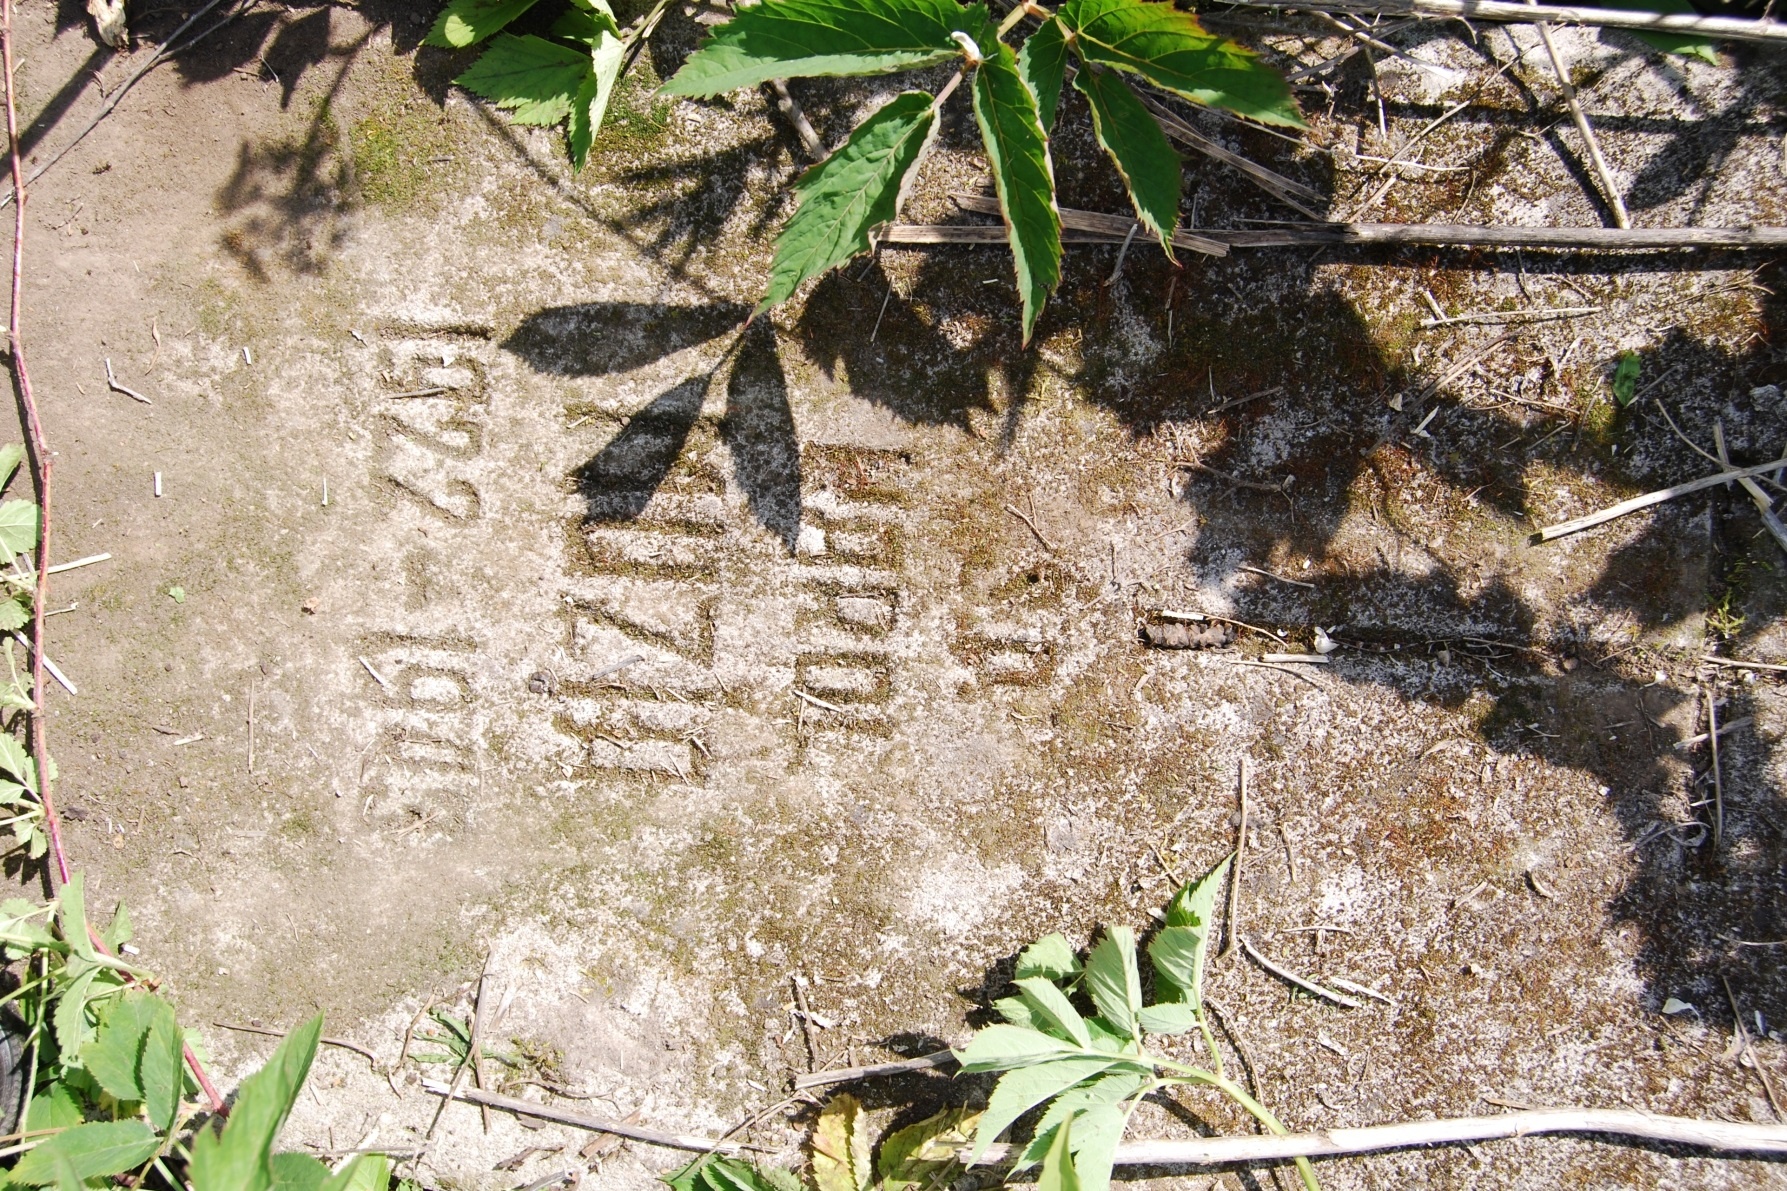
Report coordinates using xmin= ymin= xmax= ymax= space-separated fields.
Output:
xmin=419 ymin=1081 xmax=752 ymax=1154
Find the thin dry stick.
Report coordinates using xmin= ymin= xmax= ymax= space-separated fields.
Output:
xmin=1533 ymin=456 xmax=1787 ymax=541
xmin=1003 ymin=503 xmax=1056 ymax=552
xmin=1525 ymin=0 xmax=1629 ymax=228
xmin=1714 ymin=419 xmax=1787 ymax=556
xmin=418 ymin=1081 xmax=751 ymax=1154
xmin=963 ymin=1109 xmax=1787 ymax=1164
xmin=1420 ymin=306 xmax=1598 ymax=328
xmin=1223 ymin=0 xmax=1787 ymax=44
xmin=1702 ymin=656 xmax=1787 ymax=674
xmin=103 ymin=358 xmax=151 ymax=405
xmin=1222 ymin=759 xmax=1249 ymax=960
xmin=247 ymin=677 xmax=256 ymax=774
xmin=470 ymin=958 xmax=495 ymax=1133
xmin=1705 ymin=684 xmax=1724 ymax=851
xmin=790 ymin=975 xmax=817 ymax=1072
xmin=212 ymin=1021 xmax=379 ymax=1064
xmin=1723 ymin=976 xmax=1787 ymax=1122
xmin=791 ymin=1050 xmax=954 ymax=1090
xmin=1237 ymin=936 xmax=1365 ymax=1009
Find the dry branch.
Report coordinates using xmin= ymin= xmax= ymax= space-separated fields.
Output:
xmin=419 ymin=1081 xmax=749 ymax=1154
xmin=1532 ymin=456 xmax=1787 ymax=541
xmin=792 ymin=1050 xmax=955 ymax=1090
xmin=883 ymin=221 xmax=1787 ymax=252
xmin=964 ymin=1110 xmax=1787 ymax=1165
xmin=1224 ymin=0 xmax=1787 ymax=45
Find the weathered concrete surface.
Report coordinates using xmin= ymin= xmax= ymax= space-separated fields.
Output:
xmin=9 ymin=3 xmax=1787 ymax=1188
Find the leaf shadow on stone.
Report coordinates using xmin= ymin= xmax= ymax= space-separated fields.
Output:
xmin=503 ymin=301 xmax=750 ymax=377
xmin=725 ymin=321 xmax=804 ymax=552
xmin=571 ymin=377 xmax=709 ymax=524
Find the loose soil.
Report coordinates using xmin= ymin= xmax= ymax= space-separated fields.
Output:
xmin=9 ymin=2 xmax=1787 ymax=1188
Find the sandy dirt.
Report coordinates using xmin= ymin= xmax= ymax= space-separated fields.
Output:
xmin=7 ymin=1 xmax=1787 ymax=1187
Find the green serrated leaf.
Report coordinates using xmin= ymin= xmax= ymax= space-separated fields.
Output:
xmin=758 ymin=91 xmax=937 ymax=313
xmin=1058 ymin=1103 xmax=1124 ymax=1191
xmin=877 ymin=1107 xmax=981 ymax=1191
xmin=269 ymin=1152 xmax=331 ymax=1191
xmin=1062 ymin=0 xmax=1303 ymax=128
xmin=1153 ymin=853 xmax=1230 ymax=1007
xmin=0 ymin=444 xmax=23 ymax=489
xmin=1612 ymin=352 xmax=1642 ymax=406
xmin=58 ymin=873 xmax=94 ymax=962
xmin=104 ymin=900 xmax=132 ymax=951
xmin=552 ymin=0 xmax=620 ymax=42
xmin=811 ymin=1093 xmax=872 ymax=1191
xmin=318 ymin=1154 xmax=392 ymax=1191
xmin=994 ymin=995 xmax=1044 ymax=1030
xmin=189 ymin=1015 xmax=323 ymax=1191
xmin=25 ymin=1082 xmax=84 ymax=1134
xmin=0 ymin=596 xmax=29 ymax=633
xmin=141 ymin=996 xmax=185 ymax=1134
xmin=426 ymin=0 xmax=541 ymax=48
xmin=1014 ymin=932 xmax=1080 ymax=982
xmin=1018 ymin=1068 xmax=1148 ymax=1168
xmin=1074 ymin=64 xmax=1179 ymax=257
xmin=1014 ymin=977 xmax=1091 ymax=1048
xmin=1084 ymin=927 xmax=1142 ymax=1042
xmin=1135 ymin=1001 xmax=1200 ymax=1035
xmin=0 ymin=732 xmax=32 ymax=788
xmin=1602 ymin=0 xmax=1720 ymax=61
xmin=1019 ymin=17 xmax=1069 ymax=133
xmin=973 ymin=40 xmax=1061 ymax=346
xmin=568 ymin=24 xmax=629 ymax=169
xmin=1037 ymin=1112 xmax=1081 ymax=1191
xmin=0 ymin=499 xmax=40 ymax=565
xmin=663 ymin=0 xmax=987 ymax=96
xmin=8 ymin=1120 xmax=161 ymax=1185
xmin=952 ymin=1023 xmax=1082 ymax=1073
xmin=456 ymin=34 xmax=592 ymax=126
xmin=85 ymin=992 xmax=157 ymax=1103
xmin=970 ymin=1056 xmax=1113 ymax=1163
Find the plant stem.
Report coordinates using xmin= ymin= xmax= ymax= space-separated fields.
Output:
xmin=1155 ymin=1060 xmax=1321 ymax=1191
xmin=1196 ymin=1009 xmax=1225 ymax=1080
xmin=934 ymin=69 xmax=967 ymax=109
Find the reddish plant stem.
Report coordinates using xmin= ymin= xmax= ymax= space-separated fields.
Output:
xmin=1 ymin=0 xmax=224 ymax=1115
xmin=1 ymin=0 xmax=64 ymax=889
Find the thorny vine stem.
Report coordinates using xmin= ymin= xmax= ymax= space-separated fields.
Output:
xmin=0 ymin=0 xmax=225 ymax=1116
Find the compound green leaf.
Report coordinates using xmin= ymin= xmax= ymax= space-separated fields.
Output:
xmin=1019 ymin=17 xmax=1070 ymax=133
xmin=189 ymin=1015 xmax=323 ymax=1191
xmin=810 ymin=1093 xmax=872 ymax=1191
xmin=701 ymin=1157 xmax=798 ymax=1191
xmin=0 ymin=498 xmax=40 ymax=564
xmin=1062 ymin=0 xmax=1303 ymax=129
xmin=8 ymin=1120 xmax=161 ymax=1185
xmin=1018 ymin=1068 xmax=1147 ymax=1168
xmin=1084 ymin=927 xmax=1143 ymax=1042
xmin=1037 ymin=1113 xmax=1081 ymax=1191
xmin=85 ymin=993 xmax=158 ymax=1103
xmin=664 ymin=0 xmax=988 ymax=96
xmin=1603 ymin=0 xmax=1719 ymax=62
xmin=269 ymin=1153 xmax=330 ymax=1191
xmin=952 ymin=1023 xmax=1083 ymax=1072
xmin=972 ymin=40 xmax=1061 ymax=345
xmin=1014 ymin=932 xmax=1080 ymax=982
xmin=758 ymin=91 xmax=938 ymax=313
xmin=141 ymin=996 xmax=185 ymax=1134
xmin=318 ymin=1154 xmax=391 ymax=1191
xmin=455 ymin=34 xmax=592 ymax=126
xmin=1014 ymin=977 xmax=1091 ymax=1048
xmin=995 ymin=995 xmax=1044 ymax=1030
xmin=969 ymin=1056 xmax=1113 ymax=1163
xmin=426 ymin=0 xmax=541 ymax=48
xmin=1074 ymin=64 xmax=1179 ymax=256
xmin=1153 ymin=853 xmax=1230 ymax=1006
xmin=0 ymin=443 xmax=23 ymax=489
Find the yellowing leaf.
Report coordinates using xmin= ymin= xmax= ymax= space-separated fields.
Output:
xmin=810 ymin=1094 xmax=872 ymax=1191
